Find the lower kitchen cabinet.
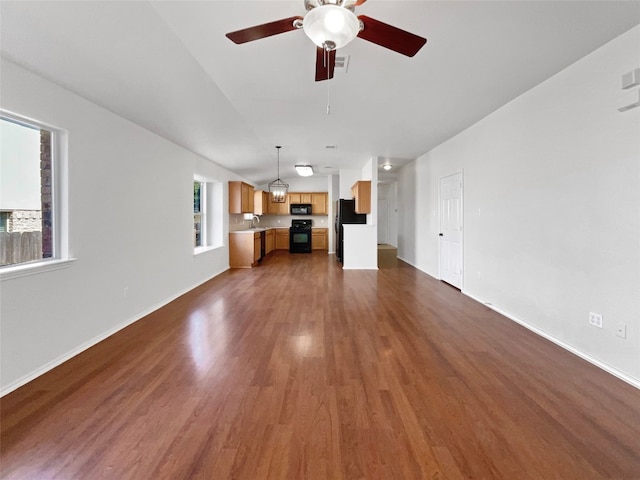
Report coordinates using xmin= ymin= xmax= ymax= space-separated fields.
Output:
xmin=275 ymin=228 xmax=289 ymax=250
xmin=230 ymin=229 xmax=277 ymax=268
xmin=265 ymin=229 xmax=275 ymax=254
xmin=312 ymin=228 xmax=328 ymax=250
xmin=229 ymin=232 xmax=257 ymax=268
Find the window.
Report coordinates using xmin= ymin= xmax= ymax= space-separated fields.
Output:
xmin=0 ymin=114 xmax=56 ymax=268
xmin=193 ymin=181 xmax=204 ymax=248
xmin=193 ymin=177 xmax=223 ymax=254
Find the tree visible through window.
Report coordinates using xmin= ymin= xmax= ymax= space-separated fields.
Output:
xmin=0 ymin=116 xmax=54 ymax=267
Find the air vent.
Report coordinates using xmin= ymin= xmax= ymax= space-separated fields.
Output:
xmin=334 ymin=55 xmax=350 ymax=73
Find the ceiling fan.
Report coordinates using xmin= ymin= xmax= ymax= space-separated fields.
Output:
xmin=226 ymin=0 xmax=427 ymax=82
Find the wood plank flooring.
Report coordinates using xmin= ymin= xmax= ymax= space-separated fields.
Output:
xmin=2 ymin=251 xmax=640 ymax=479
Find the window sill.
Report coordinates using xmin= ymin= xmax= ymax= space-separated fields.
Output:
xmin=193 ymin=245 xmax=221 ymax=256
xmin=0 ymin=258 xmax=77 ymax=281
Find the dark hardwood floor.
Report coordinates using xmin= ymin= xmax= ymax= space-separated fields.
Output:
xmin=2 ymin=251 xmax=639 ymax=479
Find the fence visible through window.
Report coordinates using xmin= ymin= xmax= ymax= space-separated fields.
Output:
xmin=0 ymin=116 xmax=53 ymax=267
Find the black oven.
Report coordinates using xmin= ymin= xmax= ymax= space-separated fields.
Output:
xmin=290 ymin=219 xmax=312 ymax=253
xmin=290 ymin=203 xmax=312 ymax=215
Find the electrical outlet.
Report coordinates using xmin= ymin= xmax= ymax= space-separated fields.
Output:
xmin=616 ymin=323 xmax=627 ymax=339
xmin=589 ymin=312 xmax=603 ymax=329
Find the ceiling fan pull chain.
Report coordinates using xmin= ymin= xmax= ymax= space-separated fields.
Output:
xmin=326 ymin=47 xmax=331 ymax=115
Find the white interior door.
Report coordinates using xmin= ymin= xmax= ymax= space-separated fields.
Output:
xmin=377 ymin=198 xmax=389 ymax=245
xmin=439 ymin=172 xmax=463 ymax=288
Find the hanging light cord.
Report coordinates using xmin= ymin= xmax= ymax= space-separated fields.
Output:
xmin=277 ymin=146 xmax=281 ymax=179
xmin=325 ymin=46 xmax=331 ymax=115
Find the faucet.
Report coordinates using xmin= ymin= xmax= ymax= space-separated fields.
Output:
xmin=251 ymin=214 xmax=260 ymax=229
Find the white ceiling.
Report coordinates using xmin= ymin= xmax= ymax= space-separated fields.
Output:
xmin=2 ymin=1 xmax=639 ymax=184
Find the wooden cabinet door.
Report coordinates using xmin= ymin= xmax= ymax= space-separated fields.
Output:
xmin=268 ymin=195 xmax=290 ymax=215
xmin=311 ymin=193 xmax=327 ymax=215
xmin=289 ymin=193 xmax=301 ymax=204
xmin=229 ymin=181 xmax=255 ymax=214
xmin=254 ymin=190 xmax=269 ymax=215
xmin=253 ymin=233 xmax=261 ymax=262
xmin=312 ymin=228 xmax=328 ymax=250
xmin=275 ymin=229 xmax=289 ymax=249
xmin=300 ymin=193 xmax=312 ymax=203
xmin=242 ymin=183 xmax=254 ymax=213
xmin=265 ymin=230 xmax=275 ymax=254
xmin=351 ymin=181 xmax=371 ymax=214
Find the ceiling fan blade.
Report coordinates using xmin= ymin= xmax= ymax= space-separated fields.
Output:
xmin=226 ymin=16 xmax=303 ymax=44
xmin=355 ymin=0 xmax=368 ymax=5
xmin=357 ymin=15 xmax=427 ymax=57
xmin=315 ymin=47 xmax=336 ymax=82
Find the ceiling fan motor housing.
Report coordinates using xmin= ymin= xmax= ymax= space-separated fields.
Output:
xmin=304 ymin=0 xmax=358 ymax=13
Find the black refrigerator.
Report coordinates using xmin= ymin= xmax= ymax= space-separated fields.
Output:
xmin=335 ymin=199 xmax=367 ymax=263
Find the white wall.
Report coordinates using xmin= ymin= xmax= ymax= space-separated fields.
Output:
xmin=0 ymin=59 xmax=243 ymax=394
xmin=339 ymin=169 xmax=361 ymax=199
xmin=343 ymin=158 xmax=378 ymax=269
xmin=397 ymin=26 xmax=640 ymax=385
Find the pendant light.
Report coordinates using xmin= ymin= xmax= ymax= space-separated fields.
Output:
xmin=268 ymin=145 xmax=289 ymax=203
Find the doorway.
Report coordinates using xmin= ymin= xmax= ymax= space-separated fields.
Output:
xmin=377 ymin=197 xmax=390 ymax=245
xmin=439 ymin=172 xmax=463 ymax=289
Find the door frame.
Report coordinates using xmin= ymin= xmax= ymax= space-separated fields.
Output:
xmin=438 ymin=170 xmax=464 ymax=290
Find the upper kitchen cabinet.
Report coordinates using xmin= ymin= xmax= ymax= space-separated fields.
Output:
xmin=351 ymin=181 xmax=371 ymax=214
xmin=229 ymin=181 xmax=255 ymax=214
xmin=268 ymin=194 xmax=290 ymax=215
xmin=311 ymin=193 xmax=328 ymax=215
xmin=254 ymin=190 xmax=270 ymax=215
xmin=289 ymin=192 xmax=327 ymax=215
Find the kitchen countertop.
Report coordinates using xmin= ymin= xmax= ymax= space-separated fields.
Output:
xmin=230 ymin=228 xmax=269 ymax=234
xmin=230 ymin=226 xmax=328 ymax=234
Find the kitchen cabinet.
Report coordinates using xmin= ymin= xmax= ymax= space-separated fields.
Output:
xmin=268 ymin=195 xmax=290 ymax=215
xmin=351 ymin=181 xmax=371 ymax=214
xmin=229 ymin=232 xmax=258 ymax=268
xmin=289 ymin=192 xmax=312 ymax=204
xmin=311 ymin=193 xmax=328 ymax=215
xmin=253 ymin=232 xmax=261 ymax=263
xmin=254 ymin=190 xmax=270 ymax=215
xmin=229 ymin=229 xmax=277 ymax=267
xmin=265 ymin=229 xmax=275 ymax=254
xmin=275 ymin=228 xmax=289 ymax=249
xmin=312 ymin=228 xmax=328 ymax=250
xmin=289 ymin=192 xmax=300 ymax=204
xmin=229 ymin=181 xmax=255 ymax=214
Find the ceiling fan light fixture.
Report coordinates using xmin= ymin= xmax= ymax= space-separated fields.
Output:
xmin=303 ymin=5 xmax=359 ymax=50
xmin=295 ymin=165 xmax=314 ymax=177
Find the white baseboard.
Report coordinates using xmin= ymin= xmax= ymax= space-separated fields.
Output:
xmin=0 ymin=267 xmax=229 ymax=397
xmin=463 ymin=291 xmax=640 ymax=390
xmin=396 ymin=256 xmax=440 ymax=280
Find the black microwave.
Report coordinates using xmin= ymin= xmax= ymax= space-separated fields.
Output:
xmin=290 ymin=204 xmax=312 ymax=215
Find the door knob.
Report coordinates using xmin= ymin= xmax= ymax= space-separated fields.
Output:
xmin=439 ymin=233 xmax=443 ymax=237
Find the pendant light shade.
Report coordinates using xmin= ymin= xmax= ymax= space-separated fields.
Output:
xmin=303 ymin=5 xmax=360 ymax=50
xmin=268 ymin=146 xmax=289 ymax=203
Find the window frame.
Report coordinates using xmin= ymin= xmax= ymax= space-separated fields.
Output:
xmin=194 ymin=180 xmax=206 ymax=249
xmin=193 ymin=175 xmax=223 ymax=255
xmin=0 ymin=111 xmax=71 ymax=280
